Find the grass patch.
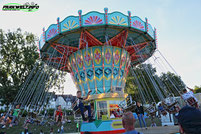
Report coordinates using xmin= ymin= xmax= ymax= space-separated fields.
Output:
xmin=1 ymin=115 xmax=78 ymax=134
xmin=1 ymin=116 xmax=161 ymax=133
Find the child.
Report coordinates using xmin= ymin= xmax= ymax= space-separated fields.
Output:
xmin=73 ymin=91 xmax=93 ymax=122
xmin=150 ymin=121 xmax=157 ymax=127
xmin=55 ymin=105 xmax=63 ymax=123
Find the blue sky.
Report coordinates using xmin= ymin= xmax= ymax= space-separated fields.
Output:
xmin=0 ymin=0 xmax=201 ymax=95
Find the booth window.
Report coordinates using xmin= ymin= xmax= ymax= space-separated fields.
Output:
xmin=97 ymin=101 xmax=108 ymax=120
xmin=109 ymin=100 xmax=122 ymax=119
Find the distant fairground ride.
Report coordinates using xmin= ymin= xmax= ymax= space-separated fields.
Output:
xmin=39 ymin=8 xmax=156 ymax=134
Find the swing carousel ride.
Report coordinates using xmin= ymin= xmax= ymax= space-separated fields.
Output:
xmin=12 ymin=8 xmax=185 ymax=134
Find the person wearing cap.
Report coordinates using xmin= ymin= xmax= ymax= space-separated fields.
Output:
xmin=122 ymin=111 xmax=143 ymax=134
xmin=176 ymin=106 xmax=201 ymax=134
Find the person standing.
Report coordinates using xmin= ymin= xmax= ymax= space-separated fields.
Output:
xmin=135 ymin=102 xmax=147 ymax=129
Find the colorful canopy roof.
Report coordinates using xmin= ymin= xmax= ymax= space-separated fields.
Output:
xmin=39 ymin=8 xmax=157 ymax=71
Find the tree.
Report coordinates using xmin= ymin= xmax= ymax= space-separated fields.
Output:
xmin=0 ymin=28 xmax=39 ymax=105
xmin=0 ymin=29 xmax=67 ymax=106
xmin=194 ymin=85 xmax=201 ymax=93
xmin=160 ymin=71 xmax=185 ymax=96
xmin=125 ymin=63 xmax=159 ymax=103
xmin=125 ymin=63 xmax=185 ymax=104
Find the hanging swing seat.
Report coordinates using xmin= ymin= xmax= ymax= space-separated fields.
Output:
xmin=72 ymin=105 xmax=82 ymax=121
xmin=186 ymin=97 xmax=198 ymax=108
xmin=162 ymin=101 xmax=179 ymax=114
xmin=167 ymin=102 xmax=180 ymax=114
xmin=72 ymin=100 xmax=88 ymax=121
xmin=161 ymin=110 xmax=167 ymax=116
xmin=119 ymin=95 xmax=136 ymax=112
xmin=158 ymin=103 xmax=168 ymax=116
xmin=119 ymin=101 xmax=136 ymax=112
xmin=146 ymin=106 xmax=157 ymax=117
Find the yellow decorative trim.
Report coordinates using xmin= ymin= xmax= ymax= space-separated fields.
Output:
xmin=86 ymin=93 xmax=128 ymax=101
xmin=95 ymin=76 xmax=103 ymax=81
xmin=104 ymin=75 xmax=112 ymax=81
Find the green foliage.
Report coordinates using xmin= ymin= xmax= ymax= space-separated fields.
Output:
xmin=0 ymin=28 xmax=39 ymax=105
xmin=0 ymin=108 xmax=6 ymax=114
xmin=48 ymin=108 xmax=55 ymax=116
xmin=160 ymin=72 xmax=185 ymax=96
xmin=21 ymin=110 xmax=28 ymax=117
xmin=0 ymin=29 xmax=67 ymax=106
xmin=194 ymin=85 xmax=201 ymax=93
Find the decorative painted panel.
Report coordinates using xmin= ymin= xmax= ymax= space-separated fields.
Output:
xmin=82 ymin=48 xmax=94 ymax=95
xmin=108 ymin=12 xmax=128 ymax=26
xmin=93 ymin=46 xmax=103 ymax=94
xmin=131 ymin=16 xmax=146 ymax=32
xmin=148 ymin=24 xmax=155 ymax=39
xmin=60 ymin=16 xmax=79 ymax=33
xmin=118 ymin=49 xmax=127 ymax=87
xmin=82 ymin=12 xmax=105 ymax=26
xmin=75 ymin=50 xmax=88 ymax=95
xmin=104 ymin=46 xmax=113 ymax=93
xmin=40 ymin=9 xmax=156 ymax=51
xmin=112 ymin=47 xmax=122 ymax=88
xmin=46 ymin=24 xmax=58 ymax=41
xmin=68 ymin=46 xmax=130 ymax=96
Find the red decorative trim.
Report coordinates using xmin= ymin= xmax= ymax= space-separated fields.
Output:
xmin=51 ymin=43 xmax=78 ymax=57
xmin=79 ymin=30 xmax=102 ymax=49
xmin=81 ymin=129 xmax=125 ymax=134
xmin=125 ymin=41 xmax=150 ymax=56
xmin=104 ymin=30 xmax=128 ymax=48
xmin=45 ymin=57 xmax=65 ymax=65
xmin=130 ymin=54 xmax=148 ymax=61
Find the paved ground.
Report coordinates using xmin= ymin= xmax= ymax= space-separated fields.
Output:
xmin=65 ymin=126 xmax=180 ymax=134
xmin=136 ymin=126 xmax=179 ymax=134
